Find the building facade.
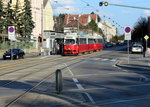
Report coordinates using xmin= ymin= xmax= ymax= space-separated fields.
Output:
xmin=64 ymin=14 xmax=98 ymax=33
xmin=2 ymin=0 xmax=54 ymax=49
xmin=98 ymin=20 xmax=117 ymax=42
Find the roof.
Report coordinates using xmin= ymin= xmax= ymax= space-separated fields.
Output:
xmin=64 ymin=20 xmax=83 ymax=28
xmin=64 ymin=14 xmax=97 ymax=25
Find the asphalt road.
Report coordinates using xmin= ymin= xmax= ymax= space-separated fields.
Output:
xmin=0 ymin=46 xmax=150 ymax=107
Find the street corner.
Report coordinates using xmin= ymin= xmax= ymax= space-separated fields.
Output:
xmin=115 ymin=60 xmax=150 ymax=71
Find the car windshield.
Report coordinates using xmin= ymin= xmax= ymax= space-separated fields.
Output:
xmin=8 ymin=49 xmax=18 ymax=53
xmin=133 ymin=46 xmax=141 ymax=48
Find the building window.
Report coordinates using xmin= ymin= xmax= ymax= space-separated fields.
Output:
xmin=9 ymin=0 xmax=12 ymax=3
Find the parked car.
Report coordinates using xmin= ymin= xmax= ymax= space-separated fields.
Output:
xmin=131 ymin=44 xmax=143 ymax=54
xmin=3 ymin=49 xmax=25 ymax=60
xmin=105 ymin=42 xmax=113 ymax=48
xmin=116 ymin=42 xmax=125 ymax=46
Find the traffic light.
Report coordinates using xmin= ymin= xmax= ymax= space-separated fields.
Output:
xmin=99 ymin=2 xmax=109 ymax=6
xmin=99 ymin=2 xmax=103 ymax=6
xmin=104 ymin=2 xmax=108 ymax=6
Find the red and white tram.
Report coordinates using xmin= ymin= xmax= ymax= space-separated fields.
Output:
xmin=63 ymin=33 xmax=104 ymax=55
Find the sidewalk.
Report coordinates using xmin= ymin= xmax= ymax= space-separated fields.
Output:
xmin=116 ymin=56 xmax=150 ymax=71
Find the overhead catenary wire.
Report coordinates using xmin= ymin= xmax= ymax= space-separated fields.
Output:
xmin=77 ymin=0 xmax=124 ymax=29
xmin=109 ymin=3 xmax=150 ymax=10
xmin=52 ymin=0 xmax=124 ymax=36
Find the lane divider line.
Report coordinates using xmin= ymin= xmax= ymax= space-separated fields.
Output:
xmin=84 ymin=92 xmax=96 ymax=104
xmin=64 ymin=63 xmax=74 ymax=76
xmin=76 ymin=84 xmax=84 ymax=89
xmin=72 ymin=78 xmax=79 ymax=83
xmin=64 ymin=63 xmax=96 ymax=104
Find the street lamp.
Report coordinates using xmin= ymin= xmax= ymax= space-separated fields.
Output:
xmin=41 ymin=1 xmax=44 ymax=56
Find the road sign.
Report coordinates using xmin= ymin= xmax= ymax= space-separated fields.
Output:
xmin=124 ymin=26 xmax=131 ymax=40
xmin=8 ymin=26 xmax=16 ymax=41
xmin=125 ymin=27 xmax=131 ymax=33
xmin=144 ymin=35 xmax=149 ymax=40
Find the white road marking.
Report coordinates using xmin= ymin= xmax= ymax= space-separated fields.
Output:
xmin=84 ymin=92 xmax=96 ymax=104
xmin=92 ymin=58 xmax=102 ymax=60
xmin=101 ymin=59 xmax=108 ymax=61
xmin=64 ymin=63 xmax=74 ymax=76
xmin=64 ymin=63 xmax=96 ymax=104
xmin=76 ymin=84 xmax=84 ymax=89
xmin=72 ymin=78 xmax=79 ymax=83
xmin=111 ymin=59 xmax=117 ymax=62
xmin=113 ymin=64 xmax=122 ymax=70
xmin=123 ymin=70 xmax=128 ymax=72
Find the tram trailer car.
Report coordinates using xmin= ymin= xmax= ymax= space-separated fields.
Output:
xmin=64 ymin=33 xmax=104 ymax=55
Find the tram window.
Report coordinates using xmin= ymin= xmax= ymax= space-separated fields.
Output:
xmin=80 ymin=38 xmax=86 ymax=44
xmin=88 ymin=39 xmax=94 ymax=44
xmin=98 ymin=39 xmax=103 ymax=43
xmin=65 ymin=39 xmax=75 ymax=45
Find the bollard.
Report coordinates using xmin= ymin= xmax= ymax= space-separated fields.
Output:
xmin=143 ymin=51 xmax=145 ymax=57
xmin=56 ymin=69 xmax=63 ymax=94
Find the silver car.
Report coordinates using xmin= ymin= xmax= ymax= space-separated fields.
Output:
xmin=131 ymin=45 xmax=143 ymax=54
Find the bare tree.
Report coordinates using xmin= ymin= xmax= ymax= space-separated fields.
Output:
xmin=132 ymin=17 xmax=149 ymax=49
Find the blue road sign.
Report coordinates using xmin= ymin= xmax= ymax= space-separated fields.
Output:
xmin=125 ymin=27 xmax=131 ymax=33
xmin=8 ymin=27 xmax=15 ymax=33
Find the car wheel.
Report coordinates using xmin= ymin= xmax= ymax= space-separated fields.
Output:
xmin=22 ymin=55 xmax=24 ymax=59
xmin=3 ymin=57 xmax=6 ymax=60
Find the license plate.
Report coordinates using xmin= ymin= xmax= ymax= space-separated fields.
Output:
xmin=6 ymin=56 xmax=10 ymax=58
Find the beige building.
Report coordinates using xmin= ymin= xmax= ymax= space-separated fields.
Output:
xmin=3 ymin=0 xmax=54 ymax=48
xmin=98 ymin=20 xmax=117 ymax=42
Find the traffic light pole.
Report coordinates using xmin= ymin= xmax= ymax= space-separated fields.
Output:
xmin=127 ymin=40 xmax=130 ymax=64
xmin=108 ymin=3 xmax=150 ymax=10
xmin=99 ymin=2 xmax=150 ymax=10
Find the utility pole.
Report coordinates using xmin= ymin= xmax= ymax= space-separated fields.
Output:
xmin=41 ymin=1 xmax=44 ymax=55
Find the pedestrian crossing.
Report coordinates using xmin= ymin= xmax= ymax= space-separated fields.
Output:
xmin=81 ymin=58 xmax=117 ymax=62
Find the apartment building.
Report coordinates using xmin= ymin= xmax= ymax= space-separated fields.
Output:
xmin=2 ymin=0 xmax=54 ymax=48
xmin=98 ymin=20 xmax=117 ymax=42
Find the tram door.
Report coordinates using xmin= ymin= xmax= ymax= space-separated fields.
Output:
xmin=52 ymin=38 xmax=64 ymax=55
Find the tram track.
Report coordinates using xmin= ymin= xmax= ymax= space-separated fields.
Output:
xmin=0 ymin=52 xmax=98 ymax=87
xmin=0 ymin=56 xmax=63 ymax=69
xmin=3 ymin=51 xmax=104 ymax=107
xmin=0 ymin=56 xmax=69 ymax=77
xmin=0 ymin=51 xmax=103 ymax=77
xmin=4 ymin=72 xmax=55 ymax=107
xmin=0 ymin=56 xmax=85 ymax=87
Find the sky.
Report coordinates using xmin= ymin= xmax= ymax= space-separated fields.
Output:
xmin=50 ymin=0 xmax=150 ymax=34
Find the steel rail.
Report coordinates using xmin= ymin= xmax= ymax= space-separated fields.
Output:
xmin=4 ymin=51 xmax=105 ymax=106
xmin=0 ymin=56 xmax=67 ymax=76
xmin=1 ymin=51 xmax=103 ymax=87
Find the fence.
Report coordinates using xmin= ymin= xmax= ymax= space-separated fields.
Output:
xmin=0 ymin=40 xmax=39 ymax=54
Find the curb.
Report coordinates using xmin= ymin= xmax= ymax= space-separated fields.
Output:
xmin=115 ymin=61 xmax=150 ymax=71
